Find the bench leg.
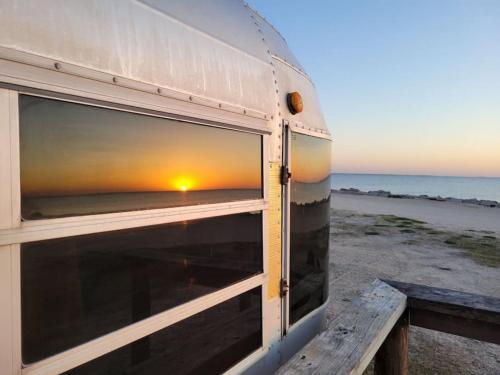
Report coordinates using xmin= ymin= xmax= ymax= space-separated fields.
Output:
xmin=374 ymin=309 xmax=409 ymax=375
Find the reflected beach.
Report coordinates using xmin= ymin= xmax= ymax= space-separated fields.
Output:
xmin=289 ymin=133 xmax=331 ymax=325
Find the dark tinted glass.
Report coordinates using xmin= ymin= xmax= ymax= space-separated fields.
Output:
xmin=19 ymin=95 xmax=262 ymax=219
xmin=289 ymin=133 xmax=331 ymax=325
xmin=21 ymin=212 xmax=262 ymax=363
xmin=65 ymin=287 xmax=262 ymax=375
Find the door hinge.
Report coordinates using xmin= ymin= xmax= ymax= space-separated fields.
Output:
xmin=280 ymin=278 xmax=289 ymax=298
xmin=280 ymin=165 xmax=291 ymax=185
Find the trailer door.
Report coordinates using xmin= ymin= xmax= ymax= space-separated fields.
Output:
xmin=282 ymin=124 xmax=331 ymax=334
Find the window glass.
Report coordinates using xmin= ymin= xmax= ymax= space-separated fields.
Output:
xmin=64 ymin=287 xmax=262 ymax=375
xmin=289 ymin=133 xmax=331 ymax=325
xmin=19 ymin=95 xmax=262 ymax=220
xmin=21 ymin=212 xmax=262 ymax=363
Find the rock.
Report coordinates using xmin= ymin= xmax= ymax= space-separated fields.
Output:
xmin=339 ymin=188 xmax=362 ymax=194
xmin=418 ymin=195 xmax=429 ymax=199
xmin=367 ymin=190 xmax=390 ymax=197
xmin=389 ymin=194 xmax=410 ymax=199
xmin=462 ymin=198 xmax=480 ymax=205
xmin=428 ymin=196 xmax=446 ymax=202
xmin=479 ymin=200 xmax=498 ymax=208
xmin=446 ymin=197 xmax=462 ymax=203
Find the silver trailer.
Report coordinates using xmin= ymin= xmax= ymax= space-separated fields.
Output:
xmin=0 ymin=1 xmax=332 ymax=374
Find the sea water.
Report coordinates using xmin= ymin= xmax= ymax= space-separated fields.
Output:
xmin=331 ymin=173 xmax=500 ymax=202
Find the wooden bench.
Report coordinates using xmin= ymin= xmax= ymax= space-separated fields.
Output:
xmin=277 ymin=279 xmax=500 ymax=375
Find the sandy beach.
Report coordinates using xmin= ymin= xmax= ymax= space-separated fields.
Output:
xmin=328 ymin=192 xmax=500 ymax=374
xmin=333 ymin=193 xmax=500 ymax=234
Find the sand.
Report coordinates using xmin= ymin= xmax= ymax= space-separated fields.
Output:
xmin=328 ymin=193 xmax=500 ymax=374
xmin=333 ymin=193 xmax=500 ymax=234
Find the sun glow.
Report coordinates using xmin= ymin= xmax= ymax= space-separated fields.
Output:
xmin=173 ymin=177 xmax=194 ymax=192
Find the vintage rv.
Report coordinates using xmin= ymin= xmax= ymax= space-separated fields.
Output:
xmin=0 ymin=1 xmax=331 ymax=374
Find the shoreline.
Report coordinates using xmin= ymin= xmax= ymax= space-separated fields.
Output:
xmin=333 ymin=188 xmax=499 ymax=208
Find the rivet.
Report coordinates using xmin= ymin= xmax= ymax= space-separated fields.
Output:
xmin=189 ymin=96 xmax=193 ymax=101
xmin=276 ymin=89 xmax=279 ymax=93
xmin=112 ymin=77 xmax=118 ymax=83
xmin=264 ymin=114 xmax=267 ymax=119
xmin=244 ymin=109 xmax=247 ymax=114
xmin=157 ymin=88 xmax=162 ymax=94
xmin=54 ymin=62 xmax=61 ymax=70
xmin=279 ymin=112 xmax=281 ymax=116
xmin=272 ymin=70 xmax=275 ymax=74
xmin=271 ymin=115 xmax=274 ymax=120
xmin=277 ymin=102 xmax=280 ymax=107
xmin=218 ymin=103 xmax=222 ymax=108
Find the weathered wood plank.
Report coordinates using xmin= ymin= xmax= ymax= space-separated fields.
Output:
xmin=383 ymin=279 xmax=500 ymax=344
xmin=374 ymin=310 xmax=409 ymax=375
xmin=276 ymin=279 xmax=407 ymax=375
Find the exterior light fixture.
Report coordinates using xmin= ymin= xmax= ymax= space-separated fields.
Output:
xmin=287 ymin=91 xmax=303 ymax=115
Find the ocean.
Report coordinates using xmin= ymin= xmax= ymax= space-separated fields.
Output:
xmin=331 ymin=173 xmax=500 ymax=202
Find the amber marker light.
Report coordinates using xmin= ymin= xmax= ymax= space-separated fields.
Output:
xmin=287 ymin=91 xmax=303 ymax=115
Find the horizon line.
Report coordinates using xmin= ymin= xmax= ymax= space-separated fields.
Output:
xmin=330 ymin=172 xmax=500 ymax=179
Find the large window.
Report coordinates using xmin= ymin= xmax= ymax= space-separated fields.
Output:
xmin=15 ymin=94 xmax=266 ymax=374
xmin=289 ymin=133 xmax=331 ymax=325
xmin=22 ymin=212 xmax=262 ymax=363
xmin=19 ymin=95 xmax=262 ymax=219
xmin=64 ymin=288 xmax=262 ymax=375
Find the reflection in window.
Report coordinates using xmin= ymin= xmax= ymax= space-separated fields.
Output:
xmin=21 ymin=212 xmax=262 ymax=363
xmin=19 ymin=95 xmax=262 ymax=219
xmin=289 ymin=133 xmax=331 ymax=325
xmin=64 ymin=288 xmax=262 ymax=375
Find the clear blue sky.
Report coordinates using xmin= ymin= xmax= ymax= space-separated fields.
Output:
xmin=248 ymin=0 xmax=500 ymax=177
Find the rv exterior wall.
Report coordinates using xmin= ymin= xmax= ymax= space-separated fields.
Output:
xmin=0 ymin=1 xmax=331 ymax=374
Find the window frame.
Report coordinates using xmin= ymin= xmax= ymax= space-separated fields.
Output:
xmin=0 ymin=87 xmax=270 ymax=375
xmin=282 ymin=125 xmax=332 ymax=336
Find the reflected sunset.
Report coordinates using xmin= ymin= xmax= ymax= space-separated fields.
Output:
xmin=291 ymin=133 xmax=331 ymax=183
xmin=19 ymin=95 xmax=263 ymax=219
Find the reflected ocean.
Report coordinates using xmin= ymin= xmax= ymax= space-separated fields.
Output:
xmin=331 ymin=173 xmax=500 ymax=202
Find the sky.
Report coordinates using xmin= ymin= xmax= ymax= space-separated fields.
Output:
xmin=248 ymin=0 xmax=500 ymax=178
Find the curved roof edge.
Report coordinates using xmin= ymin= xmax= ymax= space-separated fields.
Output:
xmin=0 ymin=0 xmax=330 ymax=135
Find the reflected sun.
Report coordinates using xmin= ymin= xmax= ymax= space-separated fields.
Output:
xmin=173 ymin=177 xmax=194 ymax=192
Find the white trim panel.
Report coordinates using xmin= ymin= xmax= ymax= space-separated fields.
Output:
xmin=0 ymin=200 xmax=267 ymax=246
xmin=0 ymin=89 xmax=13 ymax=229
xmin=0 ymin=57 xmax=271 ymax=134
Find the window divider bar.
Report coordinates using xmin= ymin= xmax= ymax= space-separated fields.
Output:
xmin=22 ymin=273 xmax=265 ymax=375
xmin=0 ymin=200 xmax=267 ymax=246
